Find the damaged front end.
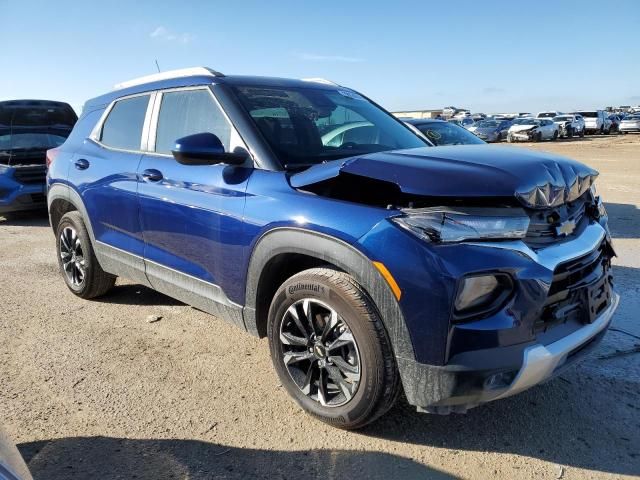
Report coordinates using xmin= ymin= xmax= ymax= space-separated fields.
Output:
xmin=290 ymin=145 xmax=617 ymax=413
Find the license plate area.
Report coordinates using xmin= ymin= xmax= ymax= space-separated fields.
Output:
xmin=584 ymin=273 xmax=613 ymax=323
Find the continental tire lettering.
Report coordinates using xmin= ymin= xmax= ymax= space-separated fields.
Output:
xmin=286 ymin=282 xmax=327 ymax=298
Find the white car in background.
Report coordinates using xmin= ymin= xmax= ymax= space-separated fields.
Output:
xmin=573 ymin=110 xmax=612 ymax=134
xmin=507 ymin=118 xmax=558 ymax=142
xmin=553 ymin=114 xmax=585 ymax=138
xmin=537 ymin=111 xmax=563 ymax=119
xmin=619 ymin=114 xmax=640 ymax=133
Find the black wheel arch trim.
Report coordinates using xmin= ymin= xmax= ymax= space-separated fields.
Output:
xmin=243 ymin=227 xmax=416 ymax=362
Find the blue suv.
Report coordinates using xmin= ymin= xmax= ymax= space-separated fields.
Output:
xmin=0 ymin=100 xmax=76 ymax=215
xmin=47 ymin=67 xmax=618 ymax=428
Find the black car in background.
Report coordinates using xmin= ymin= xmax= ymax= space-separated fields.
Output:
xmin=405 ymin=118 xmax=486 ymax=146
xmin=0 ymin=100 xmax=77 ymax=215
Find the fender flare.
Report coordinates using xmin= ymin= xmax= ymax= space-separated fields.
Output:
xmin=243 ymin=227 xmax=416 ymax=361
xmin=47 ymin=183 xmax=97 ymax=243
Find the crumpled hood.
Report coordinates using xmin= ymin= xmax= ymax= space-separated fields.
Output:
xmin=290 ymin=145 xmax=598 ymax=209
xmin=509 ymin=124 xmax=538 ymax=133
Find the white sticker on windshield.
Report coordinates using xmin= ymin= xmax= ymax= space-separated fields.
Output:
xmin=337 ymin=89 xmax=365 ymax=101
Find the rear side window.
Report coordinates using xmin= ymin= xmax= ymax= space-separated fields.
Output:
xmin=100 ymin=95 xmax=150 ymax=150
xmin=154 ymin=89 xmax=231 ymax=154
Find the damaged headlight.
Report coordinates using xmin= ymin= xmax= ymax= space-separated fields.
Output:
xmin=392 ymin=207 xmax=530 ymax=243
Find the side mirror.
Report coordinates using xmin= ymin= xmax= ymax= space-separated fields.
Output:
xmin=171 ymin=132 xmax=247 ymax=166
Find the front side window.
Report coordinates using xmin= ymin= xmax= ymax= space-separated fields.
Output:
xmin=154 ymin=89 xmax=231 ymax=154
xmin=232 ymin=85 xmax=426 ymax=169
xmin=100 ymin=95 xmax=150 ymax=150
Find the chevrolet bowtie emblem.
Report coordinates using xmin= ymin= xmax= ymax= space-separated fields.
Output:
xmin=556 ymin=220 xmax=577 ymax=237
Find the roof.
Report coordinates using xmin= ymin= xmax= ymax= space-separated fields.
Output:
xmin=84 ymin=66 xmax=344 ymax=110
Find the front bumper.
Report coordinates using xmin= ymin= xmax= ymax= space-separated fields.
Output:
xmin=391 ymin=220 xmax=619 ymax=413
xmin=619 ymin=124 xmax=640 ymax=132
xmin=0 ymin=168 xmax=47 ymax=214
xmin=403 ymin=291 xmax=618 ymax=414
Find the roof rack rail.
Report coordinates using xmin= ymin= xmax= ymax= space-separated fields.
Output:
xmin=113 ymin=67 xmax=224 ymax=91
xmin=301 ymin=77 xmax=340 ymax=86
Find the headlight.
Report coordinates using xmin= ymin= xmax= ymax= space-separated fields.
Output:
xmin=392 ymin=207 xmax=530 ymax=243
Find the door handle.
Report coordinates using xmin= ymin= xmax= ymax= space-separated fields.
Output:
xmin=74 ymin=158 xmax=90 ymax=170
xmin=142 ymin=169 xmax=163 ymax=182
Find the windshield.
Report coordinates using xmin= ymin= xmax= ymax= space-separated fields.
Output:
xmin=576 ymin=111 xmax=597 ymax=118
xmin=0 ymin=132 xmax=68 ymax=153
xmin=554 ymin=116 xmax=573 ymax=121
xmin=232 ymin=85 xmax=427 ymax=169
xmin=414 ymin=122 xmax=485 ymax=146
xmin=537 ymin=112 xmax=557 ymax=118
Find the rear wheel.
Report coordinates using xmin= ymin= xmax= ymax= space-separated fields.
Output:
xmin=267 ymin=268 xmax=400 ymax=429
xmin=55 ymin=211 xmax=116 ymax=298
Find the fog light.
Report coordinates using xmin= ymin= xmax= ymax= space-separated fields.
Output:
xmin=453 ymin=273 xmax=513 ymax=320
xmin=455 ymin=275 xmax=499 ymax=311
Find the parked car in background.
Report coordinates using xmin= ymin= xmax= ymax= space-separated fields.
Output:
xmin=0 ymin=100 xmax=77 ymax=216
xmin=448 ymin=117 xmax=475 ymax=129
xmin=619 ymin=114 xmax=640 ymax=133
xmin=0 ymin=425 xmax=32 ymax=480
xmin=553 ymin=114 xmax=585 ymax=138
xmin=405 ymin=119 xmax=486 ymax=145
xmin=536 ymin=111 xmax=563 ymax=119
xmin=47 ymin=67 xmax=618 ymax=429
xmin=507 ymin=118 xmax=558 ymax=142
xmin=574 ymin=110 xmax=611 ymax=134
xmin=468 ymin=119 xmax=512 ymax=142
xmin=607 ymin=115 xmax=621 ymax=134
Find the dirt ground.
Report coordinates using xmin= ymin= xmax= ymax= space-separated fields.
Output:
xmin=1 ymin=134 xmax=639 ymax=480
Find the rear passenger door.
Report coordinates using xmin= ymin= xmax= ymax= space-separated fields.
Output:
xmin=73 ymin=93 xmax=153 ymax=284
xmin=137 ymin=87 xmax=251 ymax=324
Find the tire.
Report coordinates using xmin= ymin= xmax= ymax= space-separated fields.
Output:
xmin=552 ymin=131 xmax=558 ymax=141
xmin=55 ymin=211 xmax=116 ymax=299
xmin=580 ymin=128 xmax=585 ymax=138
xmin=599 ymin=126 xmax=604 ymax=135
xmin=567 ymin=126 xmax=573 ymax=138
xmin=507 ymin=134 xmax=513 ymax=143
xmin=536 ymin=132 xmax=542 ymax=142
xmin=267 ymin=267 xmax=400 ymax=429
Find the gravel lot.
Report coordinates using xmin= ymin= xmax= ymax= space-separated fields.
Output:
xmin=1 ymin=135 xmax=639 ymax=479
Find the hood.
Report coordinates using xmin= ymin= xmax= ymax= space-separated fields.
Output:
xmin=290 ymin=146 xmax=598 ymax=209
xmin=509 ymin=124 xmax=538 ymax=133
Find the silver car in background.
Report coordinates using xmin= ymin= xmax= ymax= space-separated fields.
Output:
xmin=553 ymin=114 xmax=586 ymax=138
xmin=507 ymin=117 xmax=558 ymax=142
xmin=0 ymin=427 xmax=31 ymax=480
xmin=619 ymin=114 xmax=640 ymax=133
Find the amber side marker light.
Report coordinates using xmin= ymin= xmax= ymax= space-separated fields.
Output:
xmin=372 ymin=261 xmax=402 ymax=301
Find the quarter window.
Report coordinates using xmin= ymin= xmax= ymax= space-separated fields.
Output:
xmin=154 ymin=89 xmax=231 ymax=154
xmin=100 ymin=95 xmax=150 ymax=150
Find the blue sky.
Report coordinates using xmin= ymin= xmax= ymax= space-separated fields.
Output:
xmin=1 ymin=0 xmax=639 ymax=114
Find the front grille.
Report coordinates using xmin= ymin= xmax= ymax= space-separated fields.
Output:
xmin=524 ymin=192 xmax=592 ymax=248
xmin=13 ymin=165 xmax=47 ymax=184
xmin=535 ymin=242 xmax=613 ymax=333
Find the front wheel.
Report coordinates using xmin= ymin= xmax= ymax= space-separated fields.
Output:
xmin=552 ymin=131 xmax=558 ymax=141
xmin=55 ymin=211 xmax=116 ymax=298
xmin=580 ymin=128 xmax=585 ymax=138
xmin=267 ymin=268 xmax=400 ymax=429
xmin=535 ymin=132 xmax=543 ymax=142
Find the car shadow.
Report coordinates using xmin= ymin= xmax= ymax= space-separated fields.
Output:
xmin=18 ymin=436 xmax=456 ymax=480
xmin=605 ymin=202 xmax=640 ymax=239
xmin=96 ymin=283 xmax=185 ymax=307
xmin=0 ymin=209 xmax=49 ymax=227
